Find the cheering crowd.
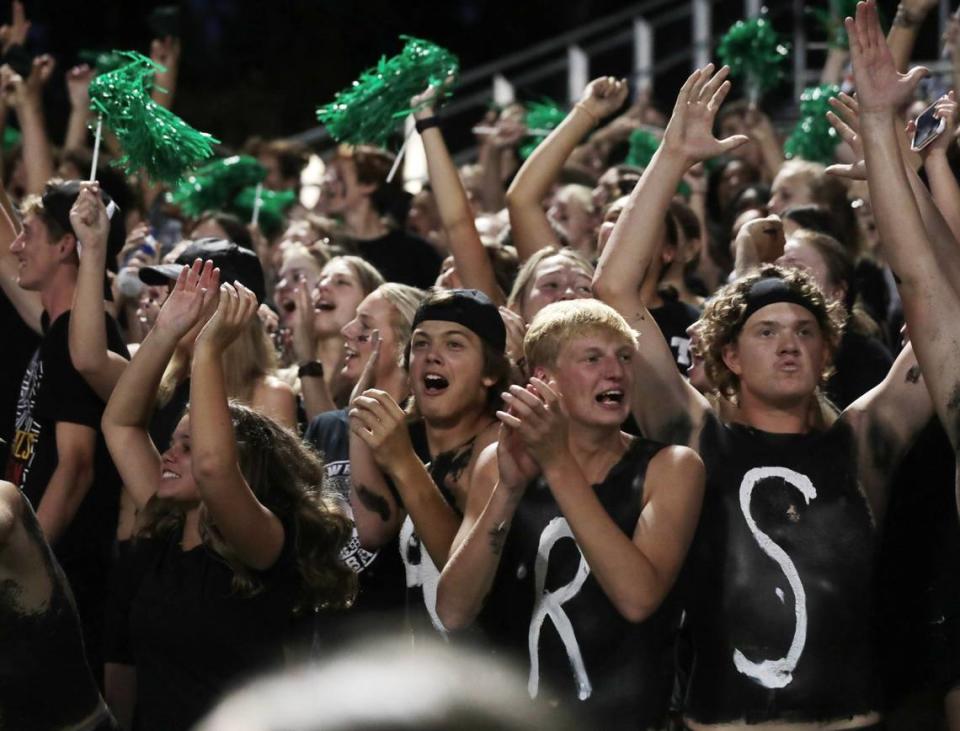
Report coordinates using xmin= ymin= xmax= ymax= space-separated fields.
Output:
xmin=2 ymin=0 xmax=960 ymax=729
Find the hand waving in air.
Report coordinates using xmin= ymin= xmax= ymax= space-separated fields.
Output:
xmin=847 ymin=0 xmax=928 ymax=114
xmin=196 ymin=282 xmax=260 ymax=354
xmin=154 ymin=259 xmax=220 ymax=340
xmin=68 ymin=181 xmax=109 ymax=251
xmin=661 ymin=64 xmax=749 ymax=166
xmin=579 ymin=76 xmax=630 ymax=123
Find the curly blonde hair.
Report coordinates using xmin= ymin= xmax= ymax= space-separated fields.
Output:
xmin=699 ymin=265 xmax=845 ymax=401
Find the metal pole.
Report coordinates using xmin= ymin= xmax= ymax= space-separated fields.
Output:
xmin=744 ymin=0 xmax=762 ymax=17
xmin=633 ymin=17 xmax=654 ymax=94
xmin=492 ymin=74 xmax=516 ymax=107
xmin=692 ymin=0 xmax=711 ymax=70
xmin=568 ymin=45 xmax=589 ymax=105
xmin=793 ymin=0 xmax=807 ymax=101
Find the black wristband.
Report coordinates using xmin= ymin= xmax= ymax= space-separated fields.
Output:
xmin=415 ymin=116 xmax=441 ymax=134
xmin=298 ymin=361 xmax=325 ymax=379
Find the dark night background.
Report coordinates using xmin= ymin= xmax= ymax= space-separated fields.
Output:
xmin=9 ymin=0 xmax=945 ymax=151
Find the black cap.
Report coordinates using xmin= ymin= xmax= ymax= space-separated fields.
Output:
xmin=41 ymin=180 xmax=126 ymax=272
xmin=139 ymin=237 xmax=265 ymax=303
xmin=411 ymin=289 xmax=506 ymax=353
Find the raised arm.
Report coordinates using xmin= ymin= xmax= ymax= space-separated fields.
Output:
xmin=150 ymin=36 xmax=180 ymax=110
xmin=506 ymin=77 xmax=628 ymax=261
xmin=911 ymin=93 xmax=960 ymax=243
xmin=63 ymin=64 xmax=93 ymax=151
xmin=3 ymin=56 xmax=56 ymax=195
xmin=190 ymin=283 xmax=285 ymax=571
xmin=886 ymin=0 xmax=938 ymax=72
xmin=851 ymin=0 xmax=960 ymax=451
xmin=594 ymin=65 xmax=746 ymax=444
xmin=413 ymin=85 xmax=503 ymax=304
xmin=350 ymin=388 xmax=461 ymax=568
xmin=68 ymin=182 xmax=129 ymax=401
xmin=103 ymin=260 xmax=218 ymax=510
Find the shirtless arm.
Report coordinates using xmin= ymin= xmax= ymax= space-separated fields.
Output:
xmin=851 ymin=2 xmax=960 ymax=453
xmin=594 ymin=65 xmax=746 ymax=446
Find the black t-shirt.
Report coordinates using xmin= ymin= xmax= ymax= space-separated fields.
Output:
xmin=4 ymin=311 xmax=127 ymax=671
xmin=650 ymin=296 xmax=700 ymax=372
xmin=0 ymin=291 xmax=39 ymax=466
xmin=305 ymin=409 xmax=406 ymax=618
xmin=825 ymin=328 xmax=893 ymax=410
xmin=129 ymin=526 xmax=304 ymax=731
xmin=479 ymin=438 xmax=679 ymax=730
xmin=348 ymin=229 xmax=442 ymax=289
xmin=683 ymin=415 xmax=880 ymax=724
xmin=0 ymin=492 xmax=116 ymax=731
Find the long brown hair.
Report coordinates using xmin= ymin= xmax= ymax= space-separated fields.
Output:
xmin=138 ymin=403 xmax=356 ymax=612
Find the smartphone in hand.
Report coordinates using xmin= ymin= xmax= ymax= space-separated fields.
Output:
xmin=911 ymin=100 xmax=948 ymax=152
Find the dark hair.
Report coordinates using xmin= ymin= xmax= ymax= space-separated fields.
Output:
xmin=782 ymin=205 xmax=844 ymax=242
xmin=139 ymin=404 xmax=356 ymax=612
xmin=485 ymin=242 xmax=520 ymax=296
xmin=193 ymin=212 xmax=254 ymax=250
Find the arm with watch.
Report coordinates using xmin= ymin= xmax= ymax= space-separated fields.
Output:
xmin=505 ymin=76 xmax=629 ymax=261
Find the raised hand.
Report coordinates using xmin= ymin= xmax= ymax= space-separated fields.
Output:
xmin=662 ymin=64 xmax=749 ymax=166
xmin=579 ymin=76 xmax=630 ymax=122
xmin=150 ymin=35 xmax=181 ymax=70
xmin=495 ymin=422 xmax=540 ymax=495
xmin=24 ymin=54 xmax=55 ymax=98
xmin=65 ymin=64 xmax=93 ymax=110
xmin=154 ymin=259 xmax=220 ymax=340
xmin=290 ymin=286 xmax=319 ymax=363
xmin=196 ymin=282 xmax=260 ymax=353
xmin=349 ymin=388 xmax=416 ymax=473
xmin=847 ymin=0 xmax=928 ymax=113
xmin=349 ymin=329 xmax=381 ymax=404
xmin=496 ymin=378 xmax=570 ymax=469
xmin=906 ymin=91 xmax=958 ymax=159
xmin=68 ymin=182 xmax=109 ymax=251
xmin=0 ymin=64 xmax=24 ymax=107
xmin=825 ymin=92 xmax=866 ymax=180
xmin=734 ymin=214 xmax=785 ymax=266
xmin=0 ymin=1 xmax=30 ymax=55
xmin=411 ymin=75 xmax=454 ymax=120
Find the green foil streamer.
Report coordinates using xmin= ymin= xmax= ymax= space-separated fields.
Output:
xmin=717 ymin=17 xmax=789 ymax=101
xmin=317 ymin=36 xmax=459 ymax=148
xmin=231 ymin=186 xmax=297 ymax=237
xmin=519 ymin=98 xmax=567 ymax=159
xmin=169 ymin=156 xmax=267 ymax=217
xmin=784 ymin=84 xmax=840 ymax=165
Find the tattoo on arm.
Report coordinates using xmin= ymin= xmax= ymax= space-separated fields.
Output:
xmin=356 ymin=484 xmax=391 ymax=522
xmin=488 ymin=520 xmax=508 ymax=555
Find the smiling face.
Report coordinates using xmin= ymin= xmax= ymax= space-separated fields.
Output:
xmin=521 ymin=255 xmax=594 ymax=324
xmin=722 ymin=302 xmax=828 ymax=409
xmin=10 ymin=213 xmax=68 ymax=291
xmin=408 ymin=320 xmax=492 ymax=425
xmin=157 ymin=415 xmax=201 ymax=503
xmin=340 ymin=290 xmax=400 ymax=383
xmin=313 ymin=258 xmax=366 ymax=337
xmin=537 ymin=330 xmax=634 ymax=428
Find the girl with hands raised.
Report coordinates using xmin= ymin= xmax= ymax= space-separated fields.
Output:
xmin=102 ymin=265 xmax=355 ymax=731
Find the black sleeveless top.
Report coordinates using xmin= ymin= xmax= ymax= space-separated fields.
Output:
xmin=481 ymin=438 xmax=679 ymax=730
xmin=683 ymin=415 xmax=879 ymax=724
xmin=0 ymin=494 xmax=115 ymax=730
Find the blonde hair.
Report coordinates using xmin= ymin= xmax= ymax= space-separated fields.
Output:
xmin=376 ymin=283 xmax=426 ymax=355
xmin=325 ymin=255 xmax=385 ymax=297
xmin=524 ymin=299 xmax=637 ymax=371
xmin=506 ymin=247 xmax=594 ymax=319
xmin=698 ymin=265 xmax=845 ymax=401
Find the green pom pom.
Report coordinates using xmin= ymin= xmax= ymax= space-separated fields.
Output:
xmin=231 ymin=187 xmax=297 ymax=237
xmin=3 ymin=125 xmax=21 ymax=151
xmin=79 ymin=49 xmax=140 ymax=77
xmin=317 ymin=36 xmax=459 ymax=148
xmin=717 ymin=16 xmax=789 ymax=100
xmin=169 ymin=155 xmax=266 ymax=217
xmin=625 ymin=128 xmax=661 ymax=168
xmin=519 ymin=98 xmax=567 ymax=159
xmin=784 ymin=84 xmax=840 ymax=165
xmin=89 ymin=50 xmax=219 ymax=185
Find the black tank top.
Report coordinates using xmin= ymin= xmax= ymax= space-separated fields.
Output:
xmin=481 ymin=438 xmax=679 ymax=730
xmin=0 ymin=494 xmax=114 ymax=730
xmin=683 ymin=415 xmax=879 ymax=724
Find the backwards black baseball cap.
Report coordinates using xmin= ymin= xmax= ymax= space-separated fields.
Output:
xmin=139 ymin=237 xmax=266 ymax=303
xmin=40 ymin=180 xmax=126 ymax=272
xmin=412 ymin=289 xmax=506 ymax=353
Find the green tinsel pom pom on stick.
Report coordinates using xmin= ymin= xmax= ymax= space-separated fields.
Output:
xmin=231 ymin=186 xmax=297 ymax=236
xmin=717 ymin=16 xmax=788 ymax=103
xmin=519 ymin=99 xmax=567 ymax=159
xmin=625 ymin=128 xmax=661 ymax=169
xmin=317 ymin=36 xmax=459 ymax=148
xmin=784 ymin=84 xmax=840 ymax=165
xmin=88 ymin=50 xmax=219 ymax=185
xmin=169 ymin=155 xmax=267 ymax=217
